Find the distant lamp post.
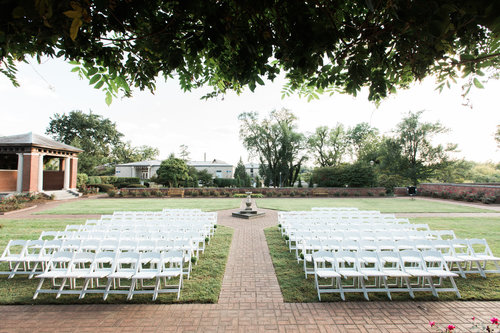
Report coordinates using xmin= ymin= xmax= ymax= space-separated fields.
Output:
xmin=279 ymin=172 xmax=282 ymax=188
xmin=370 ymin=160 xmax=374 ymax=166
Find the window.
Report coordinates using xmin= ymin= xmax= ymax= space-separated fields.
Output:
xmin=0 ymin=154 xmax=17 ymax=170
xmin=216 ymin=170 xmax=222 ymax=178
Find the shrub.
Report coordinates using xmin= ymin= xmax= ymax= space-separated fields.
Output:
xmin=276 ymin=192 xmax=282 ymax=197
xmin=90 ymin=184 xmax=116 ymax=193
xmin=300 ymin=191 xmax=307 ymax=197
xmin=128 ymin=190 xmax=137 ymax=197
xmin=77 ymin=173 xmax=88 ymax=188
xmin=213 ymin=191 xmax=220 ymax=197
xmin=333 ymin=192 xmax=340 ymax=197
xmin=289 ymin=191 xmax=295 ymax=197
xmin=266 ymin=191 xmax=274 ymax=197
xmin=88 ymin=176 xmax=102 ymax=184
xmin=125 ymin=184 xmax=146 ymax=188
xmin=213 ymin=178 xmax=236 ymax=187
xmin=481 ymin=196 xmax=496 ymax=204
xmin=191 ymin=191 xmax=199 ymax=197
xmin=367 ymin=191 xmax=374 ymax=197
xmin=341 ymin=191 xmax=349 ymax=197
xmin=354 ymin=192 xmax=360 ymax=197
xmin=312 ymin=162 xmax=376 ymax=188
xmin=465 ymin=193 xmax=476 ymax=202
xmin=141 ymin=190 xmax=150 ymax=197
xmin=378 ymin=192 xmax=386 ymax=197
xmin=108 ymin=190 xmax=117 ymax=197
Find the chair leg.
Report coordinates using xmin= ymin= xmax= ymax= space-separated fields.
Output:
xmin=56 ymin=278 xmax=67 ymax=299
xmin=103 ymin=279 xmax=113 ymax=300
xmin=33 ymin=278 xmax=45 ymax=299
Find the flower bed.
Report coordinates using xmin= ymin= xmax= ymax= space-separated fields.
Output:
xmin=0 ymin=193 xmax=49 ymax=213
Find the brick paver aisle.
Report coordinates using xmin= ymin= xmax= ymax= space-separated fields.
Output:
xmin=218 ymin=201 xmax=283 ymax=305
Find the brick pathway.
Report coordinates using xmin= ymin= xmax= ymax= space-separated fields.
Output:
xmin=1 ymin=199 xmax=500 ymax=332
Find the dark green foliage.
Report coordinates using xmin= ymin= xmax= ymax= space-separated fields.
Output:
xmin=213 ymin=178 xmax=236 ymax=188
xmin=89 ymin=184 xmax=115 ymax=193
xmin=312 ymin=163 xmax=376 ymax=188
xmin=234 ymin=158 xmax=251 ymax=187
xmin=125 ymin=184 xmax=146 ymax=188
xmin=112 ymin=177 xmax=141 ymax=189
xmin=156 ymin=157 xmax=190 ymax=187
xmin=2 ymin=1 xmax=499 ymax=104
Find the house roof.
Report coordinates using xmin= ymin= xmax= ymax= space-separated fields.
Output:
xmin=188 ymin=159 xmax=232 ymax=167
xmin=245 ymin=163 xmax=260 ymax=168
xmin=0 ymin=132 xmax=83 ymax=152
xmin=116 ymin=160 xmax=162 ymax=167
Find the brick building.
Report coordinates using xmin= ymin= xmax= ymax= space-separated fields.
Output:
xmin=0 ymin=133 xmax=82 ymax=193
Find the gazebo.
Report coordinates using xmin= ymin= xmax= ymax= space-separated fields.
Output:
xmin=0 ymin=132 xmax=82 ymax=193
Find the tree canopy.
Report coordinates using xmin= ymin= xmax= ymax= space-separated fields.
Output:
xmin=2 ymin=1 xmax=499 ymax=104
xmin=46 ymin=110 xmax=159 ymax=174
xmin=155 ymin=155 xmax=190 ymax=187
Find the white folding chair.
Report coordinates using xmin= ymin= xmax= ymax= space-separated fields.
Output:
xmin=128 ymin=252 xmax=162 ymax=300
xmin=467 ymin=239 xmax=500 ymax=274
xmin=420 ymin=250 xmax=461 ymax=298
xmin=0 ymin=240 xmax=28 ymax=277
xmin=33 ymin=251 xmax=75 ymax=299
xmin=103 ymin=252 xmax=140 ymax=300
xmin=313 ymin=251 xmax=342 ymax=301
xmin=356 ymin=251 xmax=391 ymax=300
xmin=154 ymin=251 xmax=184 ymax=300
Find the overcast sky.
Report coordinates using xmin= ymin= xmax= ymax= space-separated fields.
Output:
xmin=1 ymin=57 xmax=499 ymax=166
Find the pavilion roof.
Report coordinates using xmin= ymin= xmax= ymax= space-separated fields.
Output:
xmin=0 ymin=132 xmax=83 ymax=152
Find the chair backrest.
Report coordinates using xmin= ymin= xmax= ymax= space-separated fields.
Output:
xmin=467 ymin=238 xmax=492 ymax=256
xmin=2 ymin=239 xmax=28 ymax=257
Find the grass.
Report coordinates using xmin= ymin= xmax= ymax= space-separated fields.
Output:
xmin=0 ymin=218 xmax=233 ymax=304
xmin=255 ymin=198 xmax=492 ymax=213
xmin=37 ymin=198 xmax=242 ymax=215
xmin=265 ymin=217 xmax=500 ymax=302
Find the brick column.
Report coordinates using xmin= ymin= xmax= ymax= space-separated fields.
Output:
xmin=22 ymin=153 xmax=40 ymax=192
xmin=69 ymin=157 xmax=78 ymax=190
xmin=16 ymin=153 xmax=24 ymax=193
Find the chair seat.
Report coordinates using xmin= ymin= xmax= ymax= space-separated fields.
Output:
xmin=427 ymin=269 xmax=458 ymax=277
xmin=476 ymin=255 xmax=500 ymax=261
xmin=157 ymin=269 xmax=181 ymax=278
xmin=380 ymin=269 xmax=411 ymax=278
xmin=359 ymin=269 xmax=386 ymax=277
xmin=316 ymin=268 xmax=341 ymax=278
xmin=443 ymin=255 xmax=464 ymax=262
xmin=37 ymin=270 xmax=69 ymax=279
xmin=133 ymin=272 xmax=157 ymax=279
xmin=338 ymin=269 xmax=364 ymax=277
xmin=405 ymin=269 xmax=433 ymax=277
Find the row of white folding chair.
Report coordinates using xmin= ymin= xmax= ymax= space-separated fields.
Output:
xmin=33 ymin=250 xmax=184 ymax=300
xmin=40 ymin=231 xmax=206 ymax=255
xmin=313 ymin=249 xmax=461 ymax=301
xmin=279 ymin=220 xmax=412 ymax=235
xmin=284 ymin=224 xmax=430 ymax=237
xmin=300 ymin=238 xmax=500 ymax=279
xmin=287 ymin=231 xmax=433 ymax=252
xmin=65 ymin=225 xmax=211 ymax=237
xmin=279 ymin=218 xmax=410 ymax=231
xmin=1 ymin=238 xmax=195 ymax=279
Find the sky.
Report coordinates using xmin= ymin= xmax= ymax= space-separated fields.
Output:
xmin=1 ymin=57 xmax=499 ymax=166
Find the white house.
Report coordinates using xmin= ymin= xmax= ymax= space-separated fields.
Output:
xmin=244 ymin=162 xmax=260 ymax=180
xmin=115 ymin=160 xmax=162 ymax=180
xmin=115 ymin=158 xmax=234 ymax=180
xmin=187 ymin=159 xmax=234 ymax=179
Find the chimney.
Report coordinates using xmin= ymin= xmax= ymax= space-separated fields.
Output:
xmin=204 ymin=153 xmax=206 ymax=162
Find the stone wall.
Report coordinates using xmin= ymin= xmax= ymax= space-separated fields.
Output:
xmin=418 ymin=183 xmax=500 ymax=197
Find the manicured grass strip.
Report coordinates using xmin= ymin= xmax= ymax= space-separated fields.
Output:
xmin=0 ymin=225 xmax=233 ymax=304
xmin=265 ymin=218 xmax=500 ymax=302
xmin=256 ymin=198 xmax=491 ymax=213
xmin=37 ymin=198 xmax=242 ymax=215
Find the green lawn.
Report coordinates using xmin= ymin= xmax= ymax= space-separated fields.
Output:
xmin=256 ymin=198 xmax=492 ymax=213
xmin=0 ymin=218 xmax=233 ymax=304
xmin=37 ymin=198 xmax=242 ymax=215
xmin=265 ymin=217 xmax=500 ymax=302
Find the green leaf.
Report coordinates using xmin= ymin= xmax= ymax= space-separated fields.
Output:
xmin=94 ymin=80 xmax=105 ymax=89
xmin=105 ymin=91 xmax=113 ymax=106
xmin=71 ymin=67 xmax=80 ymax=72
xmin=473 ymin=78 xmax=484 ymax=89
xmin=87 ymin=67 xmax=98 ymax=76
xmin=89 ymin=74 xmax=101 ymax=85
xmin=68 ymin=60 xmax=80 ymax=65
xmin=255 ymin=76 xmax=265 ymax=85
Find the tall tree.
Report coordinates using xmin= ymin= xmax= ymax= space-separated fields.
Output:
xmin=2 ymin=1 xmax=499 ymax=104
xmin=381 ymin=111 xmax=458 ymax=186
xmin=156 ymin=156 xmax=190 ymax=187
xmin=308 ymin=125 xmax=349 ymax=167
xmin=234 ymin=158 xmax=251 ymax=187
xmin=239 ymin=109 xmax=307 ymax=187
xmin=347 ymin=123 xmax=380 ymax=161
xmin=46 ymin=110 xmax=158 ymax=174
